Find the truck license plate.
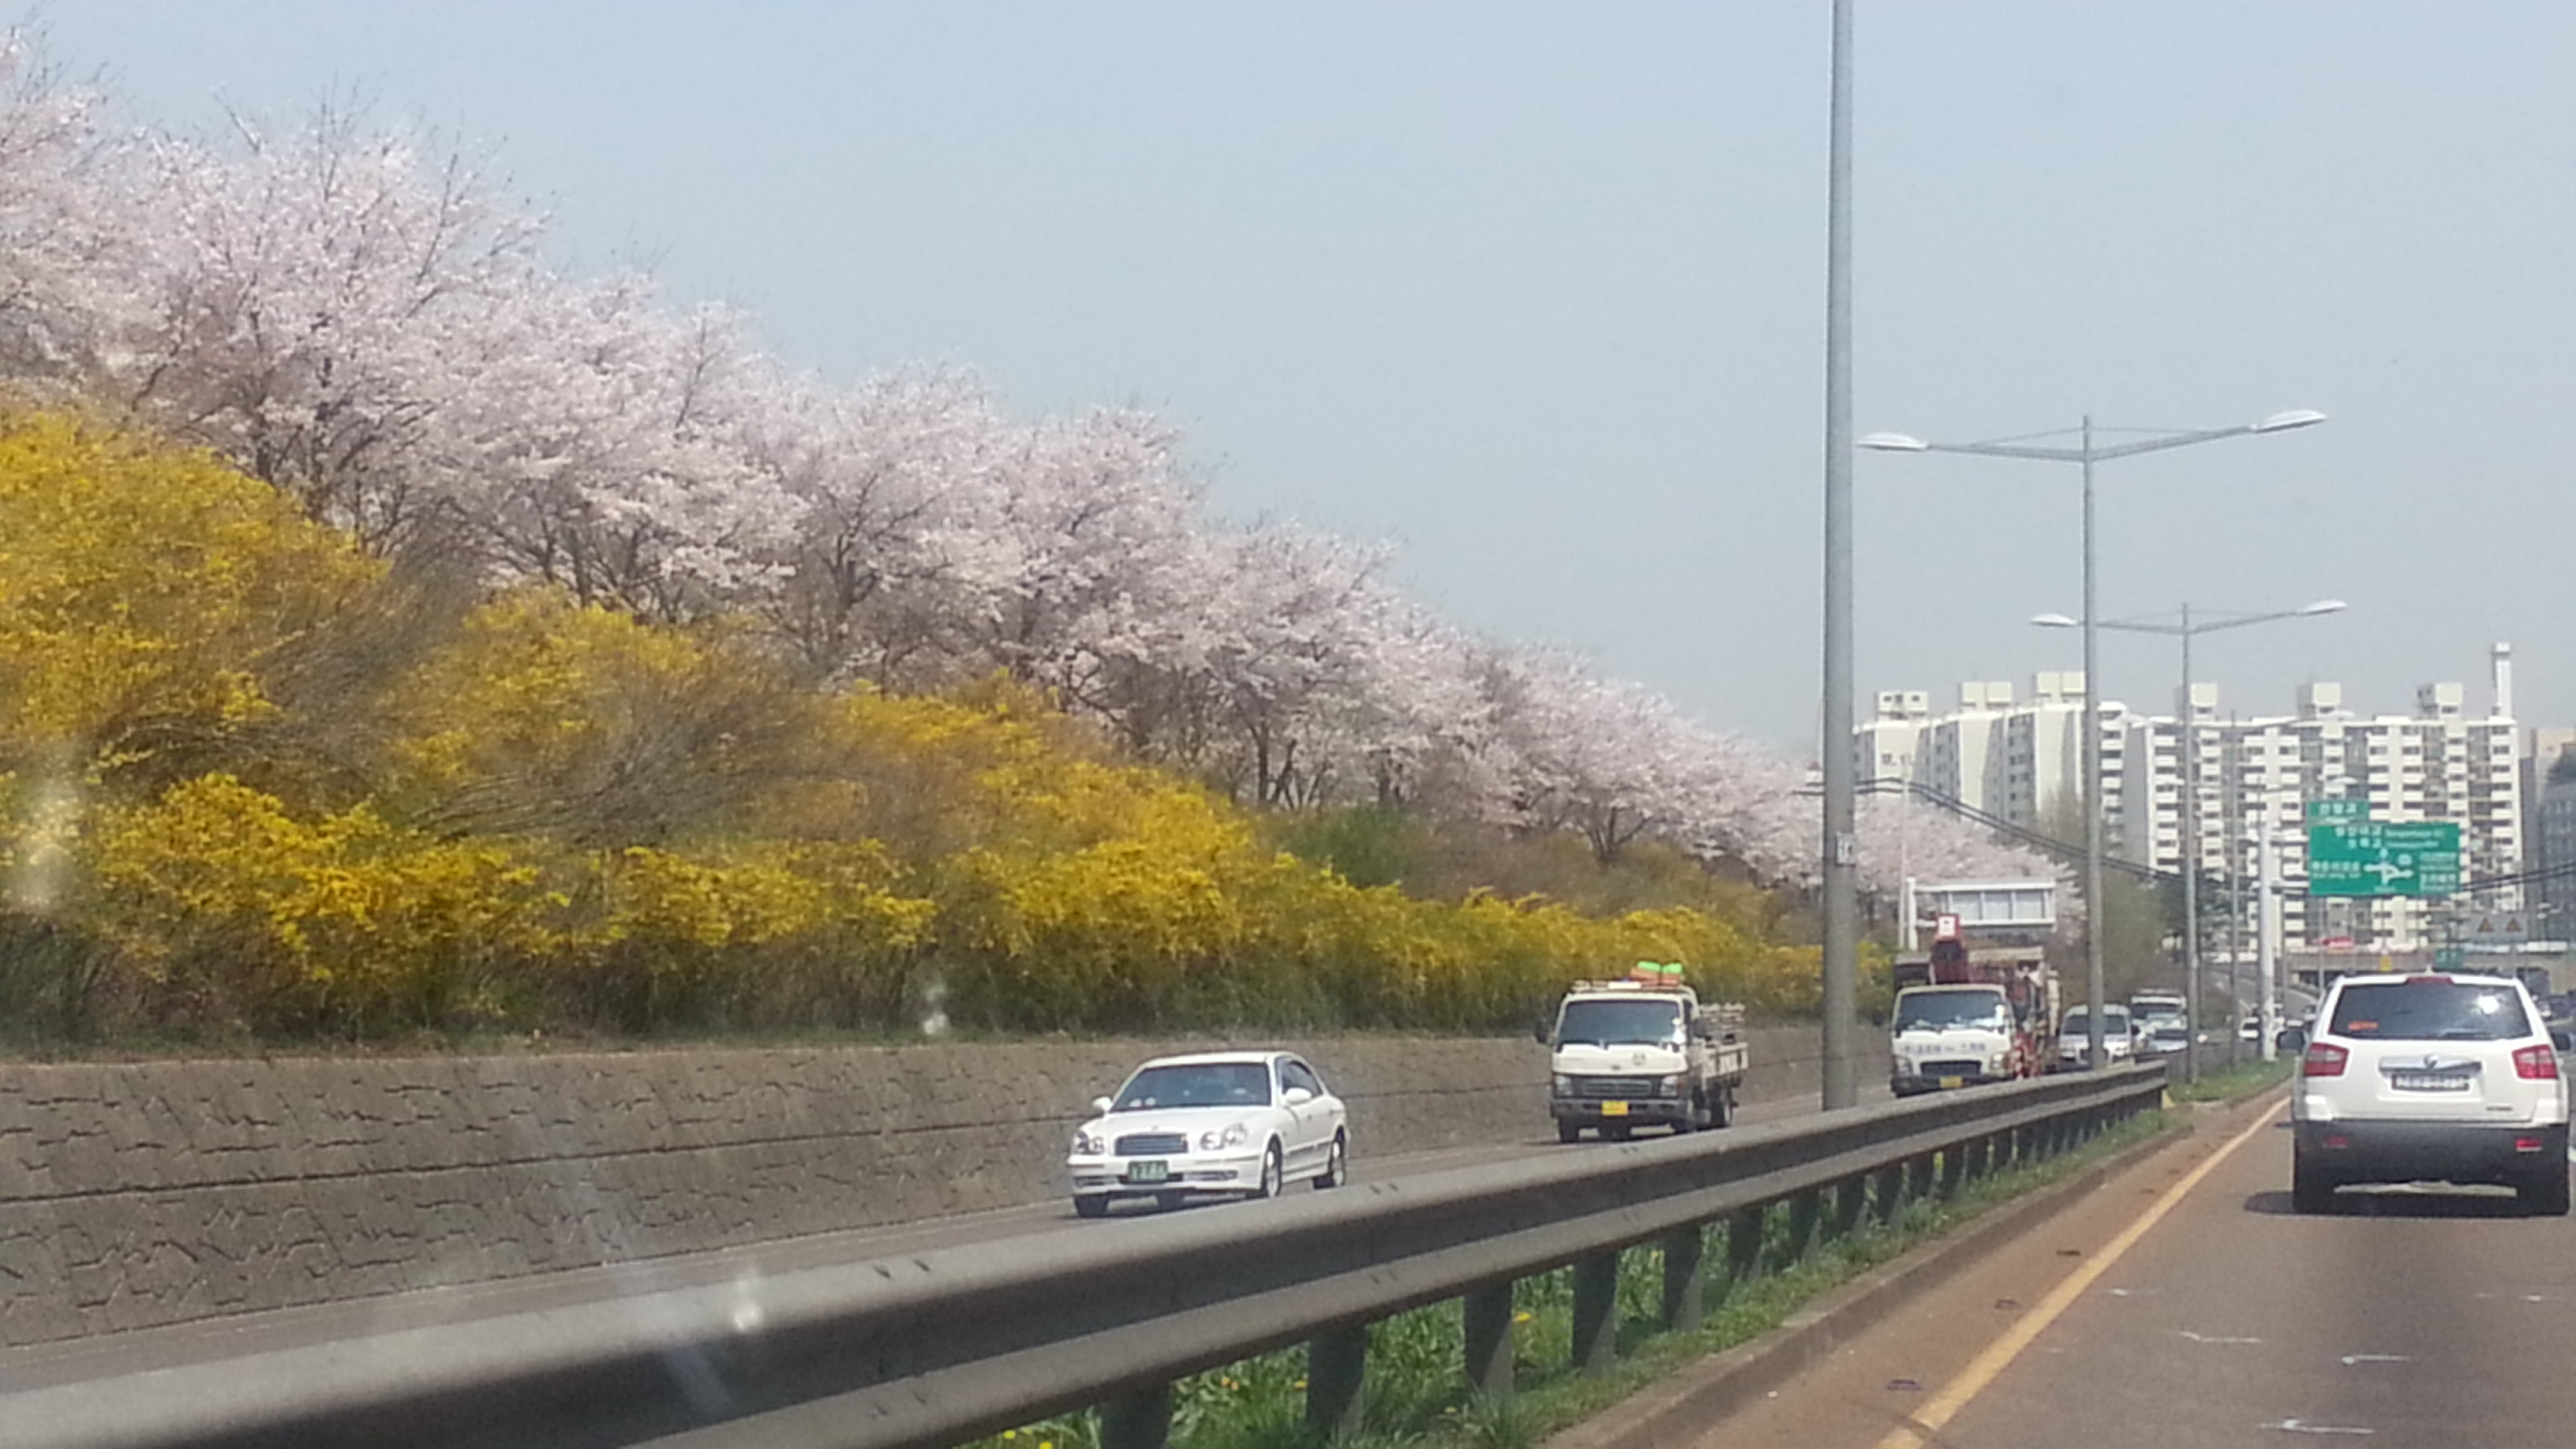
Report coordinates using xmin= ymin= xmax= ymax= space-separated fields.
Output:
xmin=1938 ymin=1076 xmax=1964 ymax=1090
xmin=1601 ymin=1101 xmax=1630 ymax=1117
xmin=1125 ymin=1161 xmax=1170 ymax=1183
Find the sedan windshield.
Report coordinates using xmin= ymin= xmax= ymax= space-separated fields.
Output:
xmin=1896 ymin=989 xmax=2010 ymax=1032
xmin=2330 ymin=981 xmax=2531 ymax=1042
xmin=1555 ymin=999 xmax=1682 ymax=1046
xmin=1113 ymin=1062 xmax=1273 ymax=1110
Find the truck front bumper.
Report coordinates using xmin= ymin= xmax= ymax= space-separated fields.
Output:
xmin=1551 ymin=1096 xmax=1690 ymax=1127
xmin=1889 ymin=1065 xmax=2010 ymax=1096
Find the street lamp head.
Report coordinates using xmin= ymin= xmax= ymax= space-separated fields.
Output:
xmin=2030 ymin=612 xmax=2082 ymax=629
xmin=2251 ymin=409 xmax=2327 ymax=434
xmin=2297 ymin=599 xmax=2348 ymax=616
xmin=1858 ymin=432 xmax=1929 ymax=451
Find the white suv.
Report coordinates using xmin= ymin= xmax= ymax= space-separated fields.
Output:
xmin=2292 ymin=972 xmax=2572 ymax=1215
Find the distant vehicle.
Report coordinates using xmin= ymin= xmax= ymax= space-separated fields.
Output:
xmin=1067 ymin=1050 xmax=1348 ymax=1218
xmin=2129 ymin=990 xmax=2185 ymax=1027
xmin=2139 ymin=1019 xmax=2192 ymax=1058
xmin=2054 ymin=1003 xmax=2139 ymax=1070
xmin=1887 ymin=934 xmax=2055 ymax=1095
xmin=2292 ymin=972 xmax=2572 ymax=1215
xmin=1541 ymin=966 xmax=1748 ymax=1140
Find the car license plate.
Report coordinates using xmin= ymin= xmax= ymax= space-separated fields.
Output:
xmin=1125 ymin=1160 xmax=1170 ymax=1183
xmin=2391 ymin=1072 xmax=2469 ymax=1092
xmin=1938 ymin=1076 xmax=1964 ymax=1090
xmin=1601 ymin=1101 xmax=1629 ymax=1117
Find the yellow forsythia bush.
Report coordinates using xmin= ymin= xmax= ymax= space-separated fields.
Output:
xmin=1 ymin=413 xmax=1830 ymax=1043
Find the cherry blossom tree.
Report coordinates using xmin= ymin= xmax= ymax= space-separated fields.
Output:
xmin=0 ymin=32 xmax=1919 ymax=900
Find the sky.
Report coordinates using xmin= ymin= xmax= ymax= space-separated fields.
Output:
xmin=9 ymin=1 xmax=2574 ymax=754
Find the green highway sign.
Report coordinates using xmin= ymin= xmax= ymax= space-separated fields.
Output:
xmin=2306 ymin=798 xmax=2368 ymax=823
xmin=2307 ymin=819 xmax=2462 ymax=897
xmin=2433 ymin=945 xmax=2466 ymax=970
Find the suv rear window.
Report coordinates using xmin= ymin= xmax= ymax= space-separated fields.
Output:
xmin=2327 ymin=980 xmax=2531 ymax=1042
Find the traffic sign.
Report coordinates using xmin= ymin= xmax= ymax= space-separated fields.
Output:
xmin=2306 ymin=819 xmax=2462 ymax=897
xmin=2466 ymin=912 xmax=2529 ymax=944
xmin=2306 ymin=798 xmax=2368 ymax=823
xmin=2433 ymin=945 xmax=2466 ymax=970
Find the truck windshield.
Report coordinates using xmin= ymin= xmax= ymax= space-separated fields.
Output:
xmin=1896 ymin=990 xmax=2009 ymax=1032
xmin=1556 ymin=999 xmax=1682 ymax=1046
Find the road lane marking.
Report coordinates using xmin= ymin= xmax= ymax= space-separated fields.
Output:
xmin=2263 ymin=1420 xmax=2373 ymax=1435
xmin=2338 ymin=1354 xmax=2409 ymax=1365
xmin=1873 ymin=1104 xmax=2283 ymax=1449
xmin=2179 ymin=1330 xmax=2263 ymax=1344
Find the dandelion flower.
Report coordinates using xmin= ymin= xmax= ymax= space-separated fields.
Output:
xmin=1513 ymin=1311 xmax=1534 ymax=1324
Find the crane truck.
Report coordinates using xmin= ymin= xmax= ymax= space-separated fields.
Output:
xmin=1888 ymin=920 xmax=2057 ymax=1095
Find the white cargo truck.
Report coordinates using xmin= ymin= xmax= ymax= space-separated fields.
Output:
xmin=1539 ymin=965 xmax=1750 ymax=1141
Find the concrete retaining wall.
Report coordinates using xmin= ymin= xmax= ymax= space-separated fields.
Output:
xmin=1 ymin=1027 xmax=1828 ymax=1348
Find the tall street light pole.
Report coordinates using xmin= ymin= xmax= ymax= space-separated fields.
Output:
xmin=1858 ymin=410 xmax=2326 ymax=1073
xmin=2033 ymin=599 xmax=2347 ymax=1080
xmin=1818 ymin=0 xmax=1859 ymax=1111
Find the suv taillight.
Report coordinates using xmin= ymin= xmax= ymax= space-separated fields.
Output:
xmin=2514 ymin=1044 xmax=2559 ymax=1080
xmin=2302 ymin=1043 xmax=2349 ymax=1077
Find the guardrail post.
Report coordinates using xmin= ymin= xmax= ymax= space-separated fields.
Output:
xmin=1463 ymin=1283 xmax=1515 ymax=1403
xmin=1784 ymin=1189 xmax=1822 ymax=1264
xmin=1571 ymin=1252 xmax=1620 ymax=1374
xmin=1940 ymin=1142 xmax=1969 ymax=1196
xmin=1661 ymin=1223 xmax=1705 ymax=1332
xmin=1720 ymin=1205 xmax=1765 ymax=1301
xmin=1307 ymin=1324 xmax=1368 ymax=1440
xmin=1103 ymin=1382 xmax=1174 ymax=1449
xmin=1870 ymin=1163 xmax=1905 ymax=1226
xmin=1833 ymin=1176 xmax=1869 ymax=1238
xmin=1904 ymin=1151 xmax=1937 ymax=1205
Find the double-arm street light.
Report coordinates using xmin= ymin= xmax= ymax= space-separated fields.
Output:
xmin=2033 ymin=600 xmax=2348 ymax=1080
xmin=1859 ymin=410 xmax=2327 ymax=1073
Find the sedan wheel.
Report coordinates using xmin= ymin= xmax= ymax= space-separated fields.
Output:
xmin=1254 ymin=1141 xmax=1284 ymax=1199
xmin=1313 ymin=1133 xmax=1347 ymax=1189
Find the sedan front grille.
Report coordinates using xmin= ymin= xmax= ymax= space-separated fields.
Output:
xmin=1114 ymin=1133 xmax=1189 ymax=1156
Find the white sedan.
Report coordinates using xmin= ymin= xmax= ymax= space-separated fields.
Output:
xmin=1068 ymin=1050 xmax=1349 ymax=1217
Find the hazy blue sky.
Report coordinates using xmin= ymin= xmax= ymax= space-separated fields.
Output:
xmin=12 ymin=2 xmax=2572 ymax=752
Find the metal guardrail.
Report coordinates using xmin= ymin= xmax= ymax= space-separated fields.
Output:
xmin=0 ymin=1065 xmax=2166 ymax=1449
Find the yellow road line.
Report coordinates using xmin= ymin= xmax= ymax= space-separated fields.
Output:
xmin=1873 ymin=1103 xmax=2285 ymax=1449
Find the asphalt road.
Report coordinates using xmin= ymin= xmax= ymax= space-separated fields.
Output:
xmin=1707 ymin=1088 xmax=2576 ymax=1448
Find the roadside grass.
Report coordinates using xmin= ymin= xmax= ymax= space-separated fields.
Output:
xmin=2169 ymin=1055 xmax=2293 ymax=1105
xmin=972 ymin=1107 xmax=2179 ymax=1449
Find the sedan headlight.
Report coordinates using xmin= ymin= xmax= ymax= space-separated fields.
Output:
xmin=1072 ymin=1129 xmax=1106 ymax=1156
xmin=1198 ymin=1121 xmax=1251 ymax=1152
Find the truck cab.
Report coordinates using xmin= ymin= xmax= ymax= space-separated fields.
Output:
xmin=1541 ymin=968 xmax=1748 ymax=1141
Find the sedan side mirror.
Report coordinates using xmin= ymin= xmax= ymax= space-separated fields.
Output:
xmin=1282 ymin=1086 xmax=1315 ymax=1106
xmin=1091 ymin=1095 xmax=1114 ymax=1114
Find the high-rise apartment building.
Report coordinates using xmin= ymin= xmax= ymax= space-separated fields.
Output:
xmin=1865 ymin=650 xmax=2525 ymax=955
